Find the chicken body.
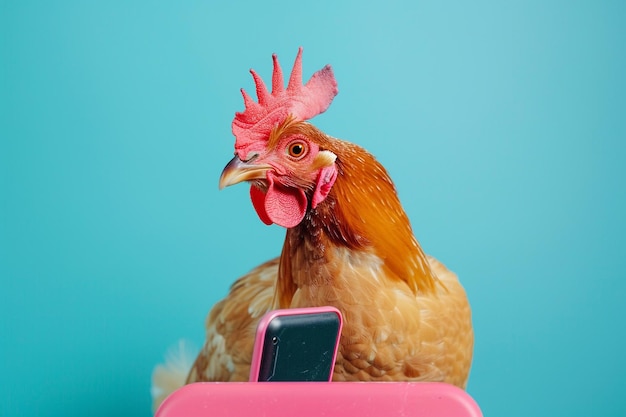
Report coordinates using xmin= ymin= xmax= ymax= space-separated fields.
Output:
xmin=186 ymin=123 xmax=474 ymax=388
xmin=152 ymin=51 xmax=473 ymax=412
xmin=188 ymin=256 xmax=472 ymax=386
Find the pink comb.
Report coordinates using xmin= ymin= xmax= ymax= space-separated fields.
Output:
xmin=232 ymin=48 xmax=338 ymax=157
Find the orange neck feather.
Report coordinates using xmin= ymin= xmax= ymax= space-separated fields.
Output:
xmin=275 ymin=124 xmax=438 ymax=307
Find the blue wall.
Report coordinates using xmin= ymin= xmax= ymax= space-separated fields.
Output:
xmin=1 ymin=1 xmax=624 ymax=416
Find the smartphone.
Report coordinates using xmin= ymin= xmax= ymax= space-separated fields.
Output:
xmin=249 ymin=306 xmax=343 ymax=382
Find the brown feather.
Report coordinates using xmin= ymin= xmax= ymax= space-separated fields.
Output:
xmin=188 ymin=120 xmax=473 ymax=390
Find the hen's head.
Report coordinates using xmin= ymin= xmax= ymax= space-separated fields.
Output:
xmin=219 ymin=48 xmax=340 ymax=228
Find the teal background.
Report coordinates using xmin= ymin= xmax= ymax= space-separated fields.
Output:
xmin=1 ymin=1 xmax=625 ymax=416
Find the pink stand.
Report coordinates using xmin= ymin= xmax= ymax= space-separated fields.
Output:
xmin=155 ymin=382 xmax=482 ymax=417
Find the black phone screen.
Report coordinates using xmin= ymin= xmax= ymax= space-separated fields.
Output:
xmin=257 ymin=311 xmax=341 ymax=382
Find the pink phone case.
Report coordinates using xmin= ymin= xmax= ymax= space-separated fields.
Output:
xmin=249 ymin=306 xmax=343 ymax=382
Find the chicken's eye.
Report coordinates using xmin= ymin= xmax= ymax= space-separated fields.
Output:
xmin=287 ymin=141 xmax=308 ymax=159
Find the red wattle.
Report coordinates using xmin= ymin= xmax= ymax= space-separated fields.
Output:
xmin=250 ymin=186 xmax=273 ymax=225
xmin=264 ymin=182 xmax=308 ymax=228
xmin=249 ymin=175 xmax=308 ymax=228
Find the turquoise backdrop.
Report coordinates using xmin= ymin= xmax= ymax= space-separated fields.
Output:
xmin=1 ymin=1 xmax=625 ymax=416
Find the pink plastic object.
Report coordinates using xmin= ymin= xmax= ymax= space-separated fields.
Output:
xmin=155 ymin=382 xmax=482 ymax=417
xmin=249 ymin=306 xmax=343 ymax=382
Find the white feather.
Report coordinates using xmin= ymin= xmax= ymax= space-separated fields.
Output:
xmin=151 ymin=339 xmax=198 ymax=412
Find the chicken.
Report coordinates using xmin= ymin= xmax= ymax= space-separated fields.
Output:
xmin=152 ymin=48 xmax=473 ymax=409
